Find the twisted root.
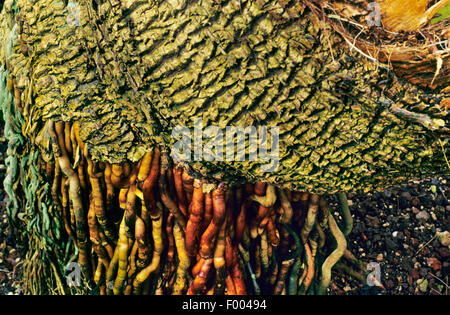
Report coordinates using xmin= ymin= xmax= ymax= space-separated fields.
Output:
xmin=40 ymin=119 xmax=364 ymax=295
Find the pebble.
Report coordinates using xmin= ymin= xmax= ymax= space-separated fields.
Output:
xmin=400 ymin=191 xmax=412 ymax=199
xmin=412 ymin=207 xmax=420 ymax=214
xmin=419 ymin=268 xmax=428 ymax=277
xmin=436 ymin=231 xmax=450 ymax=247
xmin=411 ymin=197 xmax=420 ymax=207
xmin=427 ymin=257 xmax=442 ymax=271
xmin=376 ymin=253 xmax=384 ymax=262
xmin=435 ymin=205 xmax=445 ymax=213
xmin=416 ymin=211 xmax=430 ymax=221
xmin=407 ymin=275 xmax=413 ymax=286
xmin=365 ymin=215 xmax=380 ymax=228
xmin=343 ymin=285 xmax=352 ymax=292
xmin=385 ymin=280 xmax=395 ymax=289
xmin=417 ymin=279 xmax=428 ymax=293
xmin=392 ymin=231 xmax=398 ymax=237
xmin=385 ymin=238 xmax=397 ymax=252
xmin=409 ymin=269 xmax=420 ymax=280
xmin=437 ymin=247 xmax=450 ymax=258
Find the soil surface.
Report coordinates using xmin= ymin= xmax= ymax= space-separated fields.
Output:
xmin=327 ymin=177 xmax=449 ymax=295
xmin=0 ymin=121 xmax=448 ymax=294
xmin=0 ymin=122 xmax=23 ymax=295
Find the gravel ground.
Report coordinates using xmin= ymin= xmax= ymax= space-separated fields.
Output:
xmin=329 ymin=177 xmax=449 ymax=295
xmin=0 ymin=120 xmax=448 ymax=294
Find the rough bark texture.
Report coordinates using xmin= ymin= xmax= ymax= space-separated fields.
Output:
xmin=1 ymin=0 xmax=448 ymax=194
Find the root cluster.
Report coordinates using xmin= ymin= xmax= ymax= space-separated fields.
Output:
xmin=43 ymin=119 xmax=366 ymax=295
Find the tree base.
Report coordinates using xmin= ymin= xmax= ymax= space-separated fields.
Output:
xmin=13 ymin=119 xmax=369 ymax=295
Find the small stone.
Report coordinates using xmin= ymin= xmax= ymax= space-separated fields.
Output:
xmin=435 ymin=205 xmax=445 ymax=213
xmin=409 ymin=269 xmax=420 ymax=281
xmin=427 ymin=257 xmax=442 ymax=271
xmin=385 ymin=280 xmax=395 ymax=289
xmin=407 ymin=276 xmax=413 ymax=286
xmin=419 ymin=268 xmax=428 ymax=277
xmin=410 ymin=238 xmax=419 ymax=247
xmin=365 ymin=215 xmax=380 ymax=228
xmin=417 ymin=279 xmax=428 ymax=293
xmin=376 ymin=253 xmax=384 ymax=262
xmin=412 ymin=207 xmax=420 ymax=214
xmin=392 ymin=231 xmax=398 ymax=237
xmin=343 ymin=285 xmax=352 ymax=292
xmin=431 ymin=212 xmax=437 ymax=221
xmin=411 ymin=197 xmax=420 ymax=207
xmin=416 ymin=211 xmax=430 ymax=221
xmin=400 ymin=191 xmax=412 ymax=199
xmin=436 ymin=231 xmax=450 ymax=247
xmin=437 ymin=247 xmax=450 ymax=258
xmin=385 ymin=238 xmax=397 ymax=251
xmin=347 ymin=199 xmax=353 ymax=207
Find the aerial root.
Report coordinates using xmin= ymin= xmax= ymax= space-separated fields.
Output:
xmin=39 ymin=120 xmax=362 ymax=295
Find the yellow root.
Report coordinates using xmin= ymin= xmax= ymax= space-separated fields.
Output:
xmin=250 ymin=185 xmax=276 ymax=208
